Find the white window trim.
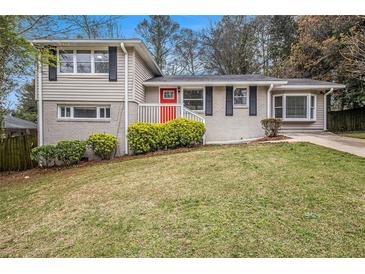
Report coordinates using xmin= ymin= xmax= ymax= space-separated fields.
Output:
xmin=233 ymin=86 xmax=249 ymax=108
xmin=182 ymin=87 xmax=205 ymax=113
xmin=273 ymin=93 xmax=317 ymax=122
xmin=57 ymin=48 xmax=109 ymax=75
xmin=162 ymin=90 xmax=175 ymax=100
xmin=57 ymin=105 xmax=111 ymax=121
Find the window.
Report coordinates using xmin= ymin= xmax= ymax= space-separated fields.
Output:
xmin=163 ymin=90 xmax=174 ymax=99
xmin=76 ymin=50 xmax=91 ymax=73
xmin=59 ymin=50 xmax=74 ymax=73
xmin=58 ymin=49 xmax=109 ymax=74
xmin=273 ymin=94 xmax=316 ymax=121
xmin=274 ymin=96 xmax=283 ymax=118
xmin=94 ymin=50 xmax=109 ymax=73
xmin=233 ymin=87 xmax=248 ymax=107
xmin=58 ymin=106 xmax=110 ymax=120
xmin=286 ymin=96 xmax=307 ymax=118
xmin=74 ymin=106 xmax=96 ymax=118
xmin=183 ymin=88 xmax=204 ymax=111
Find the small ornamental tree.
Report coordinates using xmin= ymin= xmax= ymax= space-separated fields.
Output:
xmin=260 ymin=118 xmax=282 ymax=137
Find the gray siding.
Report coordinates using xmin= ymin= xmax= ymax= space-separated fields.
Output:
xmin=38 ymin=47 xmax=134 ymax=102
xmin=145 ymin=86 xmax=159 ymax=103
xmin=272 ymin=90 xmax=325 ymax=130
xmin=133 ymin=52 xmax=154 ymax=103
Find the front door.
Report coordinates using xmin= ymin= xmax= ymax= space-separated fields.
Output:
xmin=160 ymin=88 xmax=177 ymax=123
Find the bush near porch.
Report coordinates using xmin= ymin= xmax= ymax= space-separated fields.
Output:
xmin=128 ymin=118 xmax=205 ymax=154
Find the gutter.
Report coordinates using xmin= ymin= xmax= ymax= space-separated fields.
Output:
xmin=121 ymin=43 xmax=129 ymax=155
xmin=267 ymin=84 xmax=274 ymax=118
xmin=37 ymin=51 xmax=43 ymax=146
xmin=143 ymin=81 xmax=288 ymax=87
xmin=324 ymin=88 xmax=334 ymax=131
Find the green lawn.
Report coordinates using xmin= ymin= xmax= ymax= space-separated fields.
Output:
xmin=338 ymin=131 xmax=365 ymax=140
xmin=0 ymin=143 xmax=364 ymax=257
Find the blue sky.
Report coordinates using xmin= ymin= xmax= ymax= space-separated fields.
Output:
xmin=10 ymin=15 xmax=222 ymax=108
xmin=120 ymin=15 xmax=222 ymax=37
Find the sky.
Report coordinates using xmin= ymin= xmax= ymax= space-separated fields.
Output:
xmin=9 ymin=15 xmax=222 ymax=108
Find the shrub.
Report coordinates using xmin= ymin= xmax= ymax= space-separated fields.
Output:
xmin=127 ymin=123 xmax=164 ymax=154
xmin=127 ymin=118 xmax=206 ymax=154
xmin=87 ymin=133 xmax=118 ymax=159
xmin=163 ymin=118 xmax=205 ymax=148
xmin=261 ymin=118 xmax=282 ymax=137
xmin=31 ymin=144 xmax=57 ymax=168
xmin=56 ymin=140 xmax=86 ymax=166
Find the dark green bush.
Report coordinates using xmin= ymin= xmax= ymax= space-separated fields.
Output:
xmin=163 ymin=118 xmax=205 ymax=148
xmin=127 ymin=118 xmax=205 ymax=154
xmin=31 ymin=144 xmax=57 ymax=168
xmin=56 ymin=140 xmax=87 ymax=166
xmin=127 ymin=122 xmax=164 ymax=154
xmin=87 ymin=133 xmax=118 ymax=159
xmin=261 ymin=118 xmax=282 ymax=137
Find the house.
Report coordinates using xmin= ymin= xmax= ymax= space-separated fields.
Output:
xmin=31 ymin=39 xmax=345 ymax=155
xmin=2 ymin=114 xmax=37 ymax=138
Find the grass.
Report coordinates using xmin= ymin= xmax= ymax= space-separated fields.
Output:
xmin=338 ymin=131 xmax=365 ymax=140
xmin=0 ymin=142 xmax=364 ymax=257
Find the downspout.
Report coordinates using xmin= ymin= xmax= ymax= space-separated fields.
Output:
xmin=324 ymin=88 xmax=334 ymax=131
xmin=267 ymin=84 xmax=274 ymax=118
xmin=37 ymin=51 xmax=43 ymax=146
xmin=121 ymin=43 xmax=129 ymax=155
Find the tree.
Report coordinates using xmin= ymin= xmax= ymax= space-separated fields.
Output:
xmin=200 ymin=16 xmax=257 ymax=74
xmin=135 ymin=16 xmax=180 ymax=72
xmin=171 ymin=28 xmax=204 ymax=75
xmin=285 ymin=16 xmax=365 ymax=109
xmin=267 ymin=16 xmax=298 ymax=76
xmin=14 ymin=80 xmax=37 ymax=122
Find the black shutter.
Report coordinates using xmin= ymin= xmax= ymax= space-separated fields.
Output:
xmin=48 ymin=47 xmax=57 ymax=81
xmin=226 ymin=86 xmax=233 ymax=116
xmin=205 ymin=86 xmax=213 ymax=116
xmin=249 ymin=86 xmax=257 ymax=116
xmin=109 ymin=46 xmax=117 ymax=81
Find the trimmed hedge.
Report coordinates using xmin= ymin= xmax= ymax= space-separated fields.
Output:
xmin=128 ymin=118 xmax=205 ymax=154
xmin=56 ymin=140 xmax=87 ymax=166
xmin=87 ymin=133 xmax=118 ymax=159
xmin=31 ymin=144 xmax=58 ymax=168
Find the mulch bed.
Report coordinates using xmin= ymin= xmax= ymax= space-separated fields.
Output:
xmin=249 ymin=135 xmax=291 ymax=143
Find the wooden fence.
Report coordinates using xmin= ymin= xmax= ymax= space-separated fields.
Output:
xmin=328 ymin=107 xmax=365 ymax=132
xmin=0 ymin=134 xmax=37 ymax=172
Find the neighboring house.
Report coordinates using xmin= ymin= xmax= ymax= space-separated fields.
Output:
xmin=2 ymin=114 xmax=37 ymax=137
xmin=32 ymin=39 xmax=345 ymax=155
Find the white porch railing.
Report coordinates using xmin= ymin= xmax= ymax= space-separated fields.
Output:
xmin=138 ymin=103 xmax=205 ymax=124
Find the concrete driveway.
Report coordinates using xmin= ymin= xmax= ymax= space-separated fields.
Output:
xmin=286 ymin=132 xmax=365 ymax=157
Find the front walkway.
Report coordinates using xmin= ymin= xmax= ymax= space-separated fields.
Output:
xmin=285 ymin=132 xmax=365 ymax=157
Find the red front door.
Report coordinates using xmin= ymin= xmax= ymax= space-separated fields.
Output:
xmin=160 ymin=88 xmax=177 ymax=123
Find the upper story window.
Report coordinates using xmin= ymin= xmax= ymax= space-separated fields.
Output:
xmin=273 ymin=94 xmax=316 ymax=121
xmin=58 ymin=49 xmax=109 ymax=74
xmin=233 ymin=87 xmax=248 ymax=107
xmin=183 ymin=88 xmax=204 ymax=111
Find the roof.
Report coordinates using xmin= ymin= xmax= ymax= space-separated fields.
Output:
xmin=274 ymin=78 xmax=345 ymax=90
xmin=3 ymin=115 xmax=37 ymax=130
xmin=144 ymin=74 xmax=288 ymax=86
xmin=30 ymin=39 xmax=162 ymax=76
xmin=144 ymin=75 xmax=345 ymax=89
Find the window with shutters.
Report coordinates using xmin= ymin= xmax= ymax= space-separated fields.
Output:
xmin=273 ymin=94 xmax=316 ymax=121
xmin=58 ymin=49 xmax=109 ymax=74
xmin=58 ymin=105 xmax=111 ymax=120
xmin=233 ymin=87 xmax=249 ymax=107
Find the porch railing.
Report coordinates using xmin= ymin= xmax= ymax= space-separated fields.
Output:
xmin=138 ymin=103 xmax=205 ymax=124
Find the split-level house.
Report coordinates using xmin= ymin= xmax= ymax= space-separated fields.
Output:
xmin=32 ymin=39 xmax=345 ymax=155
